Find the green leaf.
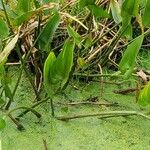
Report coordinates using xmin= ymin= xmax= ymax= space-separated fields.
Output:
xmin=79 ymin=0 xmax=95 ymax=8
xmin=110 ymin=0 xmax=122 ymax=23
xmin=67 ymin=25 xmax=82 ymax=48
xmin=119 ymin=34 xmax=144 ymax=77
xmin=37 ymin=13 xmax=60 ymax=52
xmin=16 ymin=0 xmax=33 ymax=15
xmin=12 ymin=11 xmax=35 ymax=26
xmin=0 ymin=117 xmax=6 ymax=131
xmin=138 ymin=81 xmax=150 ymax=106
xmin=0 ymin=33 xmax=19 ymax=66
xmin=44 ymin=38 xmax=75 ymax=95
xmin=88 ymin=5 xmax=109 ymax=19
xmin=44 ymin=51 xmax=56 ymax=86
xmin=121 ymin=0 xmax=140 ymax=17
xmin=121 ymin=0 xmax=140 ymax=32
xmin=0 ymin=18 xmax=9 ymax=38
xmin=142 ymin=0 xmax=150 ymax=26
xmin=52 ymin=38 xmax=75 ymax=88
xmin=122 ymin=23 xmax=133 ymax=39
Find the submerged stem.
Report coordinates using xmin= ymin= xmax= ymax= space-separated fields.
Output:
xmin=56 ymin=111 xmax=150 ymax=121
xmin=8 ymin=106 xmax=41 ymax=119
xmin=8 ymin=114 xmax=25 ymax=131
xmin=17 ymin=97 xmax=49 ymax=118
xmin=50 ymin=98 xmax=55 ymax=117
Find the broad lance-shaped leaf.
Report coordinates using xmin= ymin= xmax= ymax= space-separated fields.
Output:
xmin=37 ymin=13 xmax=60 ymax=52
xmin=13 ymin=11 xmax=35 ymax=26
xmin=67 ymin=25 xmax=82 ymax=48
xmin=79 ymin=0 xmax=95 ymax=8
xmin=119 ymin=34 xmax=144 ymax=77
xmin=110 ymin=0 xmax=122 ymax=24
xmin=138 ymin=81 xmax=150 ymax=106
xmin=0 ymin=33 xmax=19 ymax=66
xmin=0 ymin=18 xmax=9 ymax=38
xmin=61 ymin=39 xmax=75 ymax=88
xmin=121 ymin=0 xmax=140 ymax=17
xmin=16 ymin=0 xmax=33 ymax=15
xmin=142 ymin=0 xmax=150 ymax=26
xmin=44 ymin=52 xmax=56 ymax=86
xmin=121 ymin=0 xmax=140 ymax=35
xmin=88 ymin=5 xmax=109 ymax=19
xmin=52 ymin=38 xmax=75 ymax=88
xmin=43 ymin=38 xmax=75 ymax=94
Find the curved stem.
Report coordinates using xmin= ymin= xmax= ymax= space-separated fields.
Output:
xmin=17 ymin=97 xmax=49 ymax=118
xmin=8 ymin=106 xmax=41 ymax=119
xmin=8 ymin=114 xmax=25 ymax=131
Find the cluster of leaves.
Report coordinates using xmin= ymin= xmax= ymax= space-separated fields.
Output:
xmin=0 ymin=0 xmax=150 ymax=130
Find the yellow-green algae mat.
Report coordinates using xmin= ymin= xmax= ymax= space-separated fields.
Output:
xmin=1 ymin=68 xmax=150 ymax=150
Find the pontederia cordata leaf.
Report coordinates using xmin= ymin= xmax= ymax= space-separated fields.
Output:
xmin=79 ymin=0 xmax=95 ymax=8
xmin=67 ymin=25 xmax=82 ymax=48
xmin=0 ymin=18 xmax=9 ymax=38
xmin=88 ymin=5 xmax=109 ymax=19
xmin=119 ymin=34 xmax=144 ymax=77
xmin=51 ymin=38 xmax=75 ymax=89
xmin=43 ymin=38 xmax=75 ymax=95
xmin=142 ymin=0 xmax=150 ymax=26
xmin=37 ymin=13 xmax=60 ymax=52
xmin=110 ymin=0 xmax=122 ymax=24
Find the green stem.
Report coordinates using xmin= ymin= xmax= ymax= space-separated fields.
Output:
xmin=50 ymin=98 xmax=55 ymax=117
xmin=15 ymin=45 xmax=40 ymax=100
xmin=5 ymin=68 xmax=23 ymax=110
xmin=17 ymin=97 xmax=49 ymax=118
xmin=8 ymin=106 xmax=41 ymax=119
xmin=8 ymin=114 xmax=25 ymax=131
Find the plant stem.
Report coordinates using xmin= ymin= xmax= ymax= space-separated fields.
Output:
xmin=8 ymin=106 xmax=41 ymax=119
xmin=56 ymin=111 xmax=150 ymax=121
xmin=17 ymin=97 xmax=49 ymax=118
xmin=5 ymin=68 xmax=23 ymax=110
xmin=57 ymin=102 xmax=118 ymax=106
xmin=8 ymin=114 xmax=25 ymax=131
xmin=73 ymin=73 xmax=123 ymax=78
xmin=50 ymin=98 xmax=55 ymax=117
xmin=15 ymin=45 xmax=40 ymax=100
